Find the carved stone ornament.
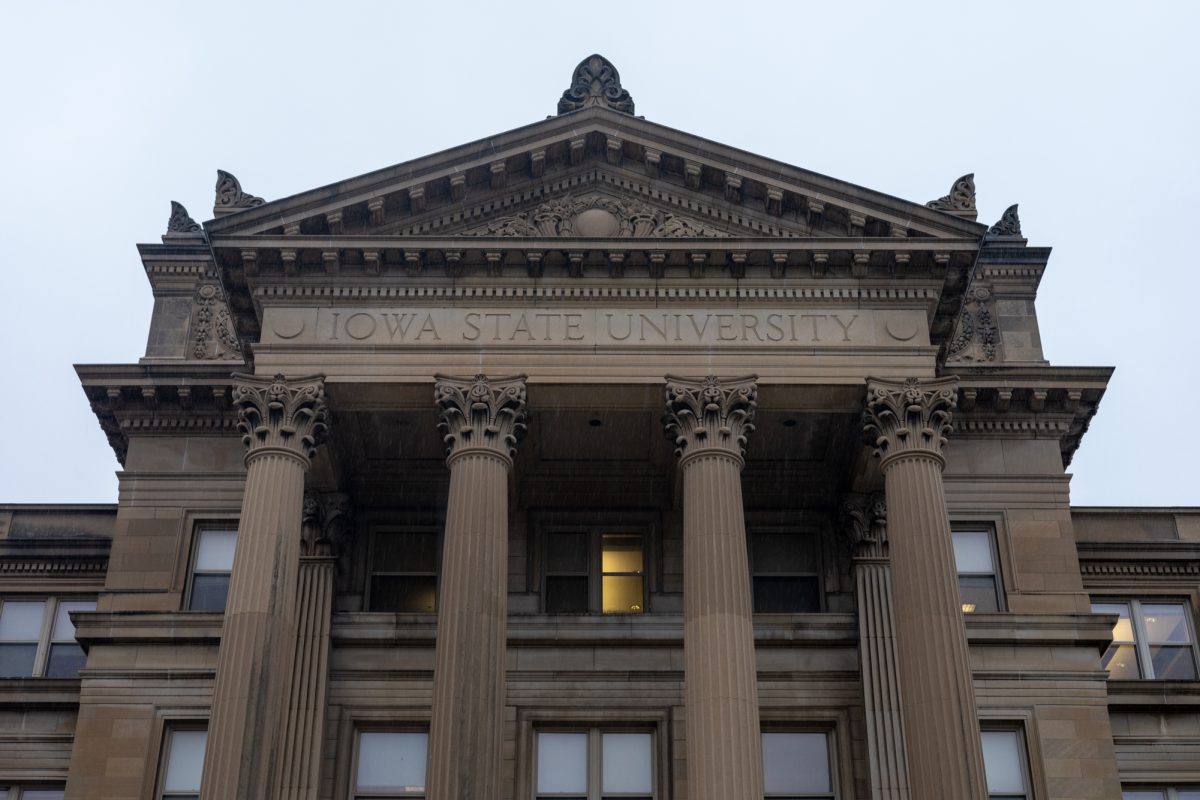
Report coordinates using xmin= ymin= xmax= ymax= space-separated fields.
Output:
xmin=434 ymin=373 xmax=528 ymax=463
xmin=301 ymin=491 xmax=352 ymax=557
xmin=946 ymin=286 xmax=998 ymax=363
xmin=663 ymin=374 xmax=758 ymax=463
xmin=214 ymin=169 xmax=265 ymax=212
xmin=558 ymin=53 xmax=635 ymax=115
xmin=465 ymin=193 xmax=731 ymax=239
xmin=191 ymin=284 xmax=243 ymax=361
xmin=232 ymin=373 xmax=330 ymax=464
xmin=925 ymin=173 xmax=977 ymax=219
xmin=988 ymin=203 xmax=1022 ymax=236
xmin=862 ymin=377 xmax=959 ymax=467
xmin=166 ymin=201 xmax=202 ymax=234
xmin=841 ymin=492 xmax=888 ymax=555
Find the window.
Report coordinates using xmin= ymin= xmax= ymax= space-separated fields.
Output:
xmin=188 ymin=527 xmax=236 ymax=612
xmin=369 ymin=529 xmax=438 ymax=612
xmin=762 ymin=731 xmax=834 ymax=798
xmin=1123 ymin=790 xmax=1200 ymax=799
xmin=1092 ymin=599 xmax=1199 ymax=680
xmin=535 ymin=729 xmax=654 ymax=799
xmin=750 ymin=531 xmax=821 ymax=613
xmin=981 ymin=729 xmax=1031 ymax=800
xmin=952 ymin=528 xmax=1002 ymax=613
xmin=0 ymin=597 xmax=95 ymax=678
xmin=544 ymin=528 xmax=646 ymax=614
xmin=0 ymin=790 xmax=66 ymax=799
xmin=158 ymin=727 xmax=206 ymax=800
xmin=353 ymin=731 xmax=427 ymax=798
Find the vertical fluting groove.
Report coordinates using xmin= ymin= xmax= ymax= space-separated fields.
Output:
xmin=427 ymin=453 xmax=510 ymax=800
xmin=682 ymin=453 xmax=763 ymax=800
xmin=856 ymin=559 xmax=911 ymax=800
xmin=884 ymin=455 xmax=988 ymax=800
xmin=202 ymin=453 xmax=306 ymax=800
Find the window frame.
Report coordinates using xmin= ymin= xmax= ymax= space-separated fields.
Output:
xmin=153 ymin=722 xmax=208 ymax=800
xmin=0 ymin=787 xmax=67 ymax=799
xmin=760 ymin=728 xmax=837 ymax=799
xmin=1092 ymin=597 xmax=1200 ymax=681
xmin=951 ymin=525 xmax=1006 ymax=614
xmin=747 ymin=524 xmax=825 ymax=614
xmin=1121 ymin=788 xmax=1200 ymax=799
xmin=0 ymin=595 xmax=96 ymax=679
xmin=184 ymin=524 xmax=238 ymax=612
xmin=532 ymin=725 xmax=658 ymax=800
xmin=365 ymin=525 xmax=442 ymax=613
xmin=351 ymin=726 xmax=429 ymax=799
xmin=539 ymin=519 xmax=655 ymax=615
xmin=980 ymin=726 xmax=1033 ymax=800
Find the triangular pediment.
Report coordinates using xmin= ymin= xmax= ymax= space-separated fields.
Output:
xmin=203 ymin=106 xmax=986 ymax=243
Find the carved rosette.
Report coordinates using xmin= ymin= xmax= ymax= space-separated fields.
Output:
xmin=166 ymin=201 xmax=202 ymax=234
xmin=863 ymin=377 xmax=959 ymax=469
xmin=558 ymin=53 xmax=634 ymax=115
xmin=840 ymin=492 xmax=888 ymax=557
xmin=663 ymin=374 xmax=758 ymax=464
xmin=232 ymin=373 xmax=330 ymax=466
xmin=988 ymin=203 xmax=1023 ymax=236
xmin=434 ymin=373 xmax=528 ymax=465
xmin=925 ymin=173 xmax=977 ymax=219
xmin=214 ymin=169 xmax=265 ymax=213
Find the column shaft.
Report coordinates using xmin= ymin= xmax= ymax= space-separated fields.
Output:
xmin=885 ymin=455 xmax=987 ymax=799
xmin=682 ymin=451 xmax=764 ymax=800
xmin=202 ymin=452 xmax=306 ymax=800
xmin=426 ymin=451 xmax=510 ymax=800
xmin=274 ymin=555 xmax=335 ymax=800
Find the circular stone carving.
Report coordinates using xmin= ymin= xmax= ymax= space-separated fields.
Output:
xmin=884 ymin=317 xmax=920 ymax=342
xmin=573 ymin=208 xmax=620 ymax=237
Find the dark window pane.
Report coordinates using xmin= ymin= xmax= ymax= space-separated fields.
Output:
xmin=547 ymin=532 xmax=588 ymax=573
xmin=752 ymin=532 xmax=817 ymax=574
xmin=753 ymin=576 xmax=820 ymax=613
xmin=958 ymin=576 xmax=1000 ymax=613
xmin=44 ymin=643 xmax=86 ymax=678
xmin=370 ymin=576 xmax=437 ymax=613
xmin=373 ymin=531 xmax=438 ymax=574
xmin=546 ymin=576 xmax=589 ymax=613
xmin=189 ymin=574 xmax=230 ymax=612
xmin=1101 ymin=644 xmax=1141 ymax=678
xmin=1150 ymin=645 xmax=1198 ymax=679
xmin=0 ymin=643 xmax=37 ymax=677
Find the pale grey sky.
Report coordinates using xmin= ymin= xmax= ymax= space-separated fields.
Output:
xmin=1 ymin=1 xmax=1196 ymax=505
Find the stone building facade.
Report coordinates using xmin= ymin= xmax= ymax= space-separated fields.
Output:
xmin=1 ymin=55 xmax=1197 ymax=800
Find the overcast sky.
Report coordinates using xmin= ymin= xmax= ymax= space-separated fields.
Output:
xmin=1 ymin=2 xmax=1196 ymax=506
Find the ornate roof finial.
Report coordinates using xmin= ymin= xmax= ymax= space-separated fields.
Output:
xmin=988 ymin=204 xmax=1023 ymax=237
xmin=213 ymin=169 xmax=265 ymax=216
xmin=925 ymin=173 xmax=977 ymax=220
xmin=166 ymin=201 xmax=202 ymax=234
xmin=558 ymin=54 xmax=635 ymax=116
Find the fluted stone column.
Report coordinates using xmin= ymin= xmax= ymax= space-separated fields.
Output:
xmin=274 ymin=493 xmax=349 ymax=800
xmin=426 ymin=374 xmax=527 ymax=800
xmin=862 ymin=377 xmax=987 ymax=800
xmin=664 ymin=375 xmax=763 ymax=800
xmin=201 ymin=374 xmax=329 ymax=800
xmin=843 ymin=494 xmax=910 ymax=800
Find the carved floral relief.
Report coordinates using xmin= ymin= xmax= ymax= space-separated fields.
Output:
xmin=191 ymin=284 xmax=243 ymax=361
xmin=464 ymin=193 xmax=731 ymax=239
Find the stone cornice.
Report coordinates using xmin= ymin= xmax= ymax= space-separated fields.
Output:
xmin=0 ymin=537 xmax=109 ymax=578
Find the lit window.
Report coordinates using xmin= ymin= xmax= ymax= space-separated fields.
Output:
xmin=0 ymin=597 xmax=96 ymax=678
xmin=369 ymin=530 xmax=438 ymax=612
xmin=762 ymin=731 xmax=834 ymax=798
xmin=981 ymin=729 xmax=1031 ymax=800
xmin=188 ymin=527 xmax=237 ymax=612
xmin=952 ymin=529 xmax=1002 ymax=613
xmin=354 ymin=731 xmax=427 ymax=798
xmin=159 ymin=727 xmax=206 ymax=800
xmin=1123 ymin=789 xmax=1200 ymax=799
xmin=751 ymin=531 xmax=821 ymax=613
xmin=1092 ymin=600 xmax=1199 ymax=680
xmin=535 ymin=729 xmax=654 ymax=799
xmin=544 ymin=529 xmax=646 ymax=615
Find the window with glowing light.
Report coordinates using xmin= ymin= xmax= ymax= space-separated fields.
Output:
xmin=1091 ymin=599 xmax=1198 ymax=680
xmin=544 ymin=527 xmax=647 ymax=615
xmin=951 ymin=528 xmax=1003 ymax=613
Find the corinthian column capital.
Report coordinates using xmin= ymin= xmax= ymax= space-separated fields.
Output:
xmin=663 ymin=374 xmax=757 ymax=465
xmin=863 ymin=377 xmax=958 ymax=469
xmin=232 ymin=373 xmax=329 ymax=466
xmin=434 ymin=373 xmax=528 ymax=465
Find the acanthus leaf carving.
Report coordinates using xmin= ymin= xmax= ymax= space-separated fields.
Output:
xmin=663 ymin=374 xmax=758 ymax=463
xmin=214 ymin=169 xmax=265 ymax=213
xmin=191 ymin=284 xmax=244 ymax=361
xmin=925 ymin=173 xmax=977 ymax=220
xmin=862 ymin=377 xmax=959 ymax=467
xmin=233 ymin=373 xmax=330 ymax=464
xmin=166 ymin=201 xmax=202 ymax=234
xmin=988 ymin=203 xmax=1022 ymax=237
xmin=434 ymin=373 xmax=528 ymax=464
xmin=301 ymin=491 xmax=353 ymax=558
xmin=464 ymin=193 xmax=732 ymax=239
xmin=558 ymin=54 xmax=635 ymax=116
xmin=946 ymin=286 xmax=998 ymax=363
xmin=840 ymin=492 xmax=888 ymax=558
